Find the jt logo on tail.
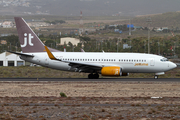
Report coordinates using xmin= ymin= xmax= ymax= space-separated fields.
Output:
xmin=21 ymin=33 xmax=34 ymax=47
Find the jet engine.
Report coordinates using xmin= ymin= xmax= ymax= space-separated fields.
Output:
xmin=101 ymin=66 xmax=122 ymax=76
xmin=122 ymin=73 xmax=129 ymax=76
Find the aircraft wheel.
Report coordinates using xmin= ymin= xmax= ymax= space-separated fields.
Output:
xmin=94 ymin=74 xmax=99 ymax=79
xmin=88 ymin=74 xmax=94 ymax=79
xmin=154 ymin=75 xmax=158 ymax=79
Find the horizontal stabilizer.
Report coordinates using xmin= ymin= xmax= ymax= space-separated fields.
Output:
xmin=7 ymin=51 xmax=34 ymax=57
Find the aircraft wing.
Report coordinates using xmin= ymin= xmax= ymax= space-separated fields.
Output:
xmin=7 ymin=51 xmax=34 ymax=57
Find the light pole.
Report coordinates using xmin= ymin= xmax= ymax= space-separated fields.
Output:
xmin=147 ymin=17 xmax=152 ymax=54
xmin=129 ymin=19 xmax=131 ymax=36
xmin=117 ymin=39 xmax=119 ymax=53
xmin=144 ymin=40 xmax=146 ymax=53
xmin=16 ymin=42 xmax=18 ymax=52
xmin=158 ymin=40 xmax=160 ymax=55
xmin=101 ymin=40 xmax=103 ymax=50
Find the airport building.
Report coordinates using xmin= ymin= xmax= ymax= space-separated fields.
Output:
xmin=60 ymin=37 xmax=80 ymax=46
xmin=0 ymin=52 xmax=25 ymax=66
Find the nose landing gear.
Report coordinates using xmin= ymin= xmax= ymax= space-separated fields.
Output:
xmin=154 ymin=75 xmax=158 ymax=79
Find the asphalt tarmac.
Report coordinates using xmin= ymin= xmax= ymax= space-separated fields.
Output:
xmin=0 ymin=78 xmax=179 ymax=82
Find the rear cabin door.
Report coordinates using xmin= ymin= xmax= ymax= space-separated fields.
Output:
xmin=45 ymin=57 xmax=49 ymax=65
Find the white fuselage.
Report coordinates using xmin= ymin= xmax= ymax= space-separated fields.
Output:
xmin=20 ymin=52 xmax=177 ymax=74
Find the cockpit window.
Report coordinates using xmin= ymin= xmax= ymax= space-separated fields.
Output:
xmin=160 ymin=58 xmax=169 ymax=62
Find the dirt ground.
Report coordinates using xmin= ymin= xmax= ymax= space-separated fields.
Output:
xmin=1 ymin=81 xmax=180 ymax=97
xmin=1 ymin=81 xmax=180 ymax=120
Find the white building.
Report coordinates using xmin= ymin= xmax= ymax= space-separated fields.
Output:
xmin=123 ymin=44 xmax=131 ymax=49
xmin=2 ymin=21 xmax=13 ymax=28
xmin=60 ymin=37 xmax=80 ymax=46
xmin=0 ymin=52 xmax=25 ymax=66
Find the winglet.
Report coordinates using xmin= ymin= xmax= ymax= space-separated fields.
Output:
xmin=44 ymin=46 xmax=57 ymax=60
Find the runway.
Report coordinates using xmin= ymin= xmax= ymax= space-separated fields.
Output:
xmin=0 ymin=78 xmax=179 ymax=82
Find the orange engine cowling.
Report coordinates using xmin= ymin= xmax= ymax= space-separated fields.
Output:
xmin=101 ymin=66 xmax=122 ymax=76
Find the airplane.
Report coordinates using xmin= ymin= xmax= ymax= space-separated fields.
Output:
xmin=9 ymin=17 xmax=177 ymax=79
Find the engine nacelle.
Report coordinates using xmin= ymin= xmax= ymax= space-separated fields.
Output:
xmin=122 ymin=73 xmax=129 ymax=76
xmin=101 ymin=66 xmax=122 ymax=76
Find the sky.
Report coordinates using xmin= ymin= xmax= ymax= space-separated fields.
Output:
xmin=0 ymin=0 xmax=180 ymax=16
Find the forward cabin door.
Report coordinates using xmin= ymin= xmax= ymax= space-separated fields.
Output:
xmin=150 ymin=58 xmax=155 ymax=66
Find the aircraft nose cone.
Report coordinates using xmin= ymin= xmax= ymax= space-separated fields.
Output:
xmin=170 ymin=62 xmax=177 ymax=69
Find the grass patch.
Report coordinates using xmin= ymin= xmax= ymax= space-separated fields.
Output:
xmin=0 ymin=66 xmax=179 ymax=78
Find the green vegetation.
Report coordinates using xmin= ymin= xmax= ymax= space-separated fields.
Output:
xmin=0 ymin=66 xmax=179 ymax=78
xmin=2 ymin=33 xmax=180 ymax=58
xmin=60 ymin=92 xmax=67 ymax=97
xmin=44 ymin=20 xmax=66 ymax=25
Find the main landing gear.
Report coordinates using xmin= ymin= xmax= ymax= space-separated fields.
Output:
xmin=88 ymin=73 xmax=99 ymax=79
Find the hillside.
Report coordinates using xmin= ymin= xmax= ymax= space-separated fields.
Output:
xmin=129 ymin=12 xmax=180 ymax=28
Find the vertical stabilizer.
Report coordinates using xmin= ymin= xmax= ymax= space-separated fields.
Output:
xmin=15 ymin=17 xmax=60 ymax=53
xmin=14 ymin=17 xmax=46 ymax=53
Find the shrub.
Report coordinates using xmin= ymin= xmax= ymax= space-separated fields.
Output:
xmin=60 ymin=92 xmax=67 ymax=97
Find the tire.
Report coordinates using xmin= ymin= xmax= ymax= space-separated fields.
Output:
xmin=88 ymin=73 xmax=99 ymax=79
xmin=94 ymin=74 xmax=99 ymax=79
xmin=88 ymin=74 xmax=94 ymax=79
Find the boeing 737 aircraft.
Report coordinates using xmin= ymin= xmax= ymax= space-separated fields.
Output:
xmin=10 ymin=17 xmax=177 ymax=79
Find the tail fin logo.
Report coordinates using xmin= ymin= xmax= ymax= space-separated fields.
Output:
xmin=21 ymin=33 xmax=34 ymax=47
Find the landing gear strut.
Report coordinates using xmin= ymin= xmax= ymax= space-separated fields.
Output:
xmin=88 ymin=73 xmax=99 ymax=79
